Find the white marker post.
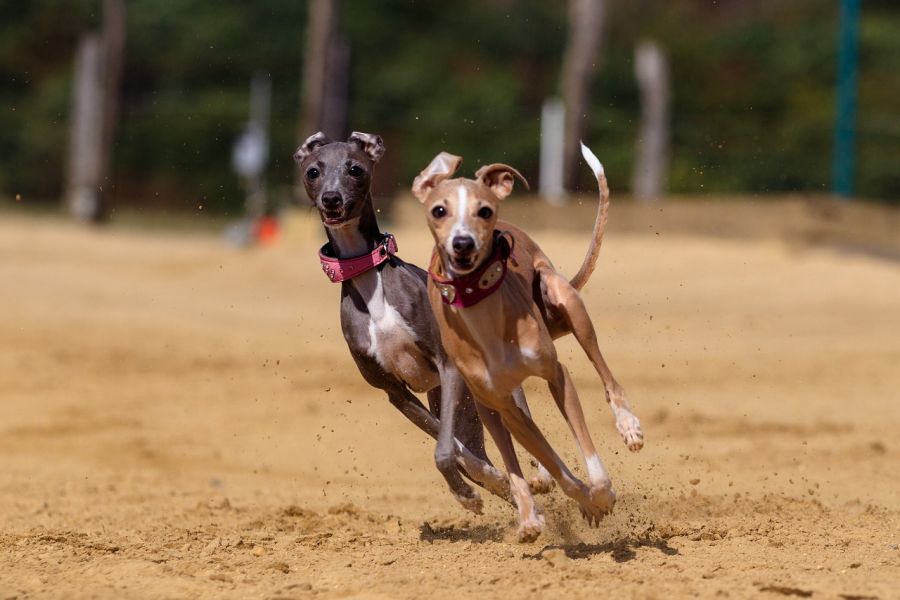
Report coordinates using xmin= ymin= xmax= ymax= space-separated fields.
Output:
xmin=540 ymin=97 xmax=566 ymax=205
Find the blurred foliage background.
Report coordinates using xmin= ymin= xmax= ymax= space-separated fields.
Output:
xmin=1 ymin=0 xmax=898 ymax=215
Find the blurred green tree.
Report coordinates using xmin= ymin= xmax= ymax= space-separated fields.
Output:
xmin=1 ymin=0 xmax=898 ymax=212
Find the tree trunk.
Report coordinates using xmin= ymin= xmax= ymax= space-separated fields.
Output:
xmin=632 ymin=40 xmax=670 ymax=202
xmin=560 ymin=0 xmax=606 ymax=191
xmin=296 ymin=0 xmax=347 ymax=198
xmin=298 ymin=0 xmax=342 ymax=140
xmin=99 ymin=0 xmax=126 ymax=219
xmin=321 ymin=34 xmax=349 ymax=140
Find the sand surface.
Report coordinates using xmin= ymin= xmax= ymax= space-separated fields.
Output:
xmin=1 ymin=201 xmax=898 ymax=599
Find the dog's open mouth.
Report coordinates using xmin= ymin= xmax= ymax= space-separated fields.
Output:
xmin=450 ymin=255 xmax=476 ymax=271
xmin=322 ymin=211 xmax=347 ymax=226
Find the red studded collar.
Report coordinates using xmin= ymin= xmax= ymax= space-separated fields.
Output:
xmin=429 ymin=232 xmax=513 ymax=308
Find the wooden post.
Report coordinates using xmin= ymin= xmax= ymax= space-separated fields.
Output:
xmin=560 ymin=0 xmax=606 ymax=191
xmin=632 ymin=40 xmax=670 ymax=202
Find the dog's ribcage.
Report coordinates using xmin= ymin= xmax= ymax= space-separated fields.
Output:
xmin=346 ymin=269 xmax=438 ymax=393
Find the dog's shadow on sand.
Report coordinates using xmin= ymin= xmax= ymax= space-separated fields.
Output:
xmin=418 ymin=521 xmax=507 ymax=544
xmin=418 ymin=520 xmax=679 ymax=562
xmin=525 ymin=537 xmax=679 ymax=563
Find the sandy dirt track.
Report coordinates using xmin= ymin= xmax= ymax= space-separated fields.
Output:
xmin=1 ymin=200 xmax=898 ymax=599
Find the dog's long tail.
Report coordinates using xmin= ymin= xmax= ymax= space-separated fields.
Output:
xmin=568 ymin=141 xmax=610 ymax=291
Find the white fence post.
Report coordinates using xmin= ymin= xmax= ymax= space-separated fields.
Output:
xmin=632 ymin=40 xmax=670 ymax=202
xmin=66 ymin=35 xmax=104 ymax=221
xmin=540 ymin=97 xmax=566 ymax=205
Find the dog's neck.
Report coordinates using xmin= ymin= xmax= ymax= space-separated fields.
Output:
xmin=325 ymin=196 xmax=381 ymax=258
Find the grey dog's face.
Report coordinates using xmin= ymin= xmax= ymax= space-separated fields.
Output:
xmin=294 ymin=132 xmax=385 ymax=228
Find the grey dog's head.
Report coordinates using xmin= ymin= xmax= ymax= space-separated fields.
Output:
xmin=293 ymin=131 xmax=385 ymax=228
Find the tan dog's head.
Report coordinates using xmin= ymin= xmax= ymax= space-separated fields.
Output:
xmin=412 ymin=153 xmax=528 ymax=275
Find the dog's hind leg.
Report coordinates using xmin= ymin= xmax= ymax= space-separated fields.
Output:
xmin=475 ymin=402 xmax=544 ymax=542
xmin=542 ymin=268 xmax=644 ymax=452
xmin=511 ymin=387 xmax=554 ymax=494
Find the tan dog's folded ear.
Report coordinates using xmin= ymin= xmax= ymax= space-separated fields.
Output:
xmin=474 ymin=163 xmax=529 ymax=200
xmin=294 ymin=132 xmax=331 ymax=164
xmin=348 ymin=131 xmax=386 ymax=163
xmin=412 ymin=152 xmax=462 ymax=203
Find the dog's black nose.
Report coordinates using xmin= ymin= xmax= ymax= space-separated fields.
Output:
xmin=452 ymin=235 xmax=475 ymax=254
xmin=321 ymin=192 xmax=342 ymax=210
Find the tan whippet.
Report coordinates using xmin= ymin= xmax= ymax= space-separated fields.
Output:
xmin=412 ymin=143 xmax=644 ymax=541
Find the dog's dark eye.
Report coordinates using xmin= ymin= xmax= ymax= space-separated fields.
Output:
xmin=348 ymin=165 xmax=364 ymax=178
xmin=477 ymin=206 xmax=494 ymax=219
xmin=307 ymin=167 xmax=320 ymax=180
xmin=431 ymin=206 xmax=447 ymax=219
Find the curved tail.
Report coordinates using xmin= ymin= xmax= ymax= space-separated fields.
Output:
xmin=568 ymin=142 xmax=610 ymax=291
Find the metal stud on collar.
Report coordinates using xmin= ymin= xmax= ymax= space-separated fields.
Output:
xmin=439 ymin=284 xmax=456 ymax=303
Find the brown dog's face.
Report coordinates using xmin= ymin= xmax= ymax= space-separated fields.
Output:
xmin=424 ymin=179 xmax=498 ymax=273
xmin=413 ymin=153 xmax=527 ymax=275
xmin=293 ymin=132 xmax=385 ymax=228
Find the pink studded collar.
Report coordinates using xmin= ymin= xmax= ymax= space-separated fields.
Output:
xmin=318 ymin=233 xmax=398 ymax=283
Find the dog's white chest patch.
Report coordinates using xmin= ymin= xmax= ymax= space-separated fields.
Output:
xmin=519 ymin=345 xmax=543 ymax=366
xmin=362 ymin=272 xmax=438 ymax=392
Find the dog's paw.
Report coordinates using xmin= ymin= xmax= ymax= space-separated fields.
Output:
xmin=528 ymin=467 xmax=555 ymax=495
xmin=479 ymin=465 xmax=512 ymax=501
xmin=615 ymin=411 xmax=644 ymax=452
xmin=578 ymin=482 xmax=616 ymax=527
xmin=516 ymin=512 xmax=545 ymax=543
xmin=454 ymin=491 xmax=484 ymax=515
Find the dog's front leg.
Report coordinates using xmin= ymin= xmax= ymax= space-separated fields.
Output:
xmin=547 ymin=361 xmax=614 ymax=492
xmin=511 ymin=387 xmax=554 ymax=494
xmin=430 ymin=371 xmax=483 ymax=514
xmin=474 ymin=401 xmax=544 ymax=542
xmin=493 ymin=398 xmax=614 ymax=527
xmin=428 ymin=382 xmax=513 ymax=506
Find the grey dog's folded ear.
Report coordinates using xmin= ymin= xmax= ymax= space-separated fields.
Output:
xmin=412 ymin=152 xmax=462 ymax=203
xmin=474 ymin=163 xmax=529 ymax=200
xmin=347 ymin=131 xmax=386 ymax=163
xmin=293 ymin=132 xmax=331 ymax=164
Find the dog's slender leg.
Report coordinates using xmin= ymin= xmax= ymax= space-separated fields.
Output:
xmin=425 ymin=387 xmax=442 ymax=419
xmin=443 ymin=385 xmax=512 ymax=502
xmin=543 ymin=270 xmax=644 ymax=451
xmin=475 ymin=401 xmax=544 ymax=542
xmin=385 ymin=386 xmax=499 ymax=512
xmin=494 ymin=401 xmax=614 ymax=526
xmin=429 ymin=386 xmax=490 ymax=465
xmin=511 ymin=387 xmax=554 ymax=494
xmin=432 ymin=381 xmax=483 ymax=514
xmin=547 ymin=362 xmax=614 ymax=492
xmin=431 ymin=371 xmax=509 ymax=512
